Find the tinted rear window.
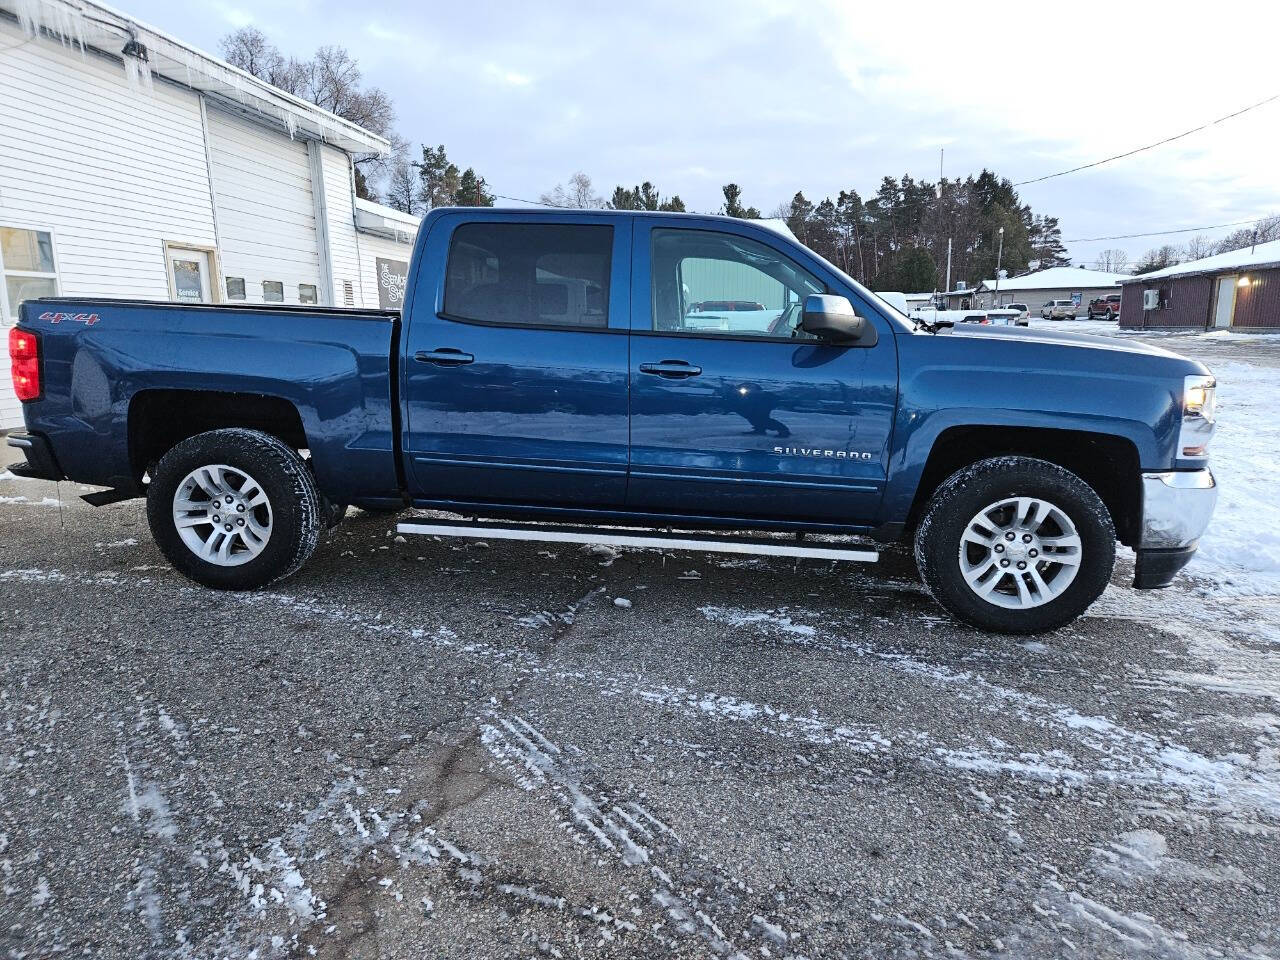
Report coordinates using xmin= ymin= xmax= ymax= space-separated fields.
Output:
xmin=445 ymin=223 xmax=612 ymax=329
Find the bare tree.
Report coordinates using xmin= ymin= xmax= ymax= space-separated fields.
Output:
xmin=1181 ymin=234 xmax=1217 ymax=263
xmin=383 ymin=149 xmax=419 ymax=215
xmin=218 ymin=30 xmax=398 ymax=199
xmin=219 ymin=27 xmax=305 ymax=93
xmin=1214 ymin=214 xmax=1280 ymax=255
xmin=1094 ymin=248 xmax=1129 ymax=273
xmin=540 ymin=172 xmax=603 ymax=208
xmin=1133 ymin=245 xmax=1181 ymax=274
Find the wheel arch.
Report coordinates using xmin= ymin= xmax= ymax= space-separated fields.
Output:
xmin=128 ymin=389 xmax=308 ymax=484
xmin=905 ymin=425 xmax=1142 ymax=547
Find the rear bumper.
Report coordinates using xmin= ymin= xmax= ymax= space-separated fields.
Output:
xmin=4 ymin=433 xmax=63 ymax=481
xmin=1133 ymin=469 xmax=1217 ymax=589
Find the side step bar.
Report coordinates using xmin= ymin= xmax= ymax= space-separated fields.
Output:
xmin=396 ymin=518 xmax=879 ymax=563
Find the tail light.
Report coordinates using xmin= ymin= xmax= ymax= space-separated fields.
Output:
xmin=8 ymin=327 xmax=41 ymax=402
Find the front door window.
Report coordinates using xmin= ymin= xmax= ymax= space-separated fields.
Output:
xmin=649 ymin=228 xmax=824 ymax=339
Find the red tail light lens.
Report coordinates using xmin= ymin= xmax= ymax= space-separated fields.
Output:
xmin=8 ymin=327 xmax=41 ymax=402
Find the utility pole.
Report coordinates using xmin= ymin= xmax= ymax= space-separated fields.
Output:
xmin=945 ymin=238 xmax=952 ymax=296
xmin=994 ymin=226 xmax=1005 ymax=305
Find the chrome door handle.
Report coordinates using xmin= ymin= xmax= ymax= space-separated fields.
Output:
xmin=639 ymin=360 xmax=702 ymax=379
xmin=416 ymin=348 xmax=475 ymax=366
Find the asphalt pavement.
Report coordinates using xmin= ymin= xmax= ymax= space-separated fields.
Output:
xmin=1 ymin=332 xmax=1278 ymax=959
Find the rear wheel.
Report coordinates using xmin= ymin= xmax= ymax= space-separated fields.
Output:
xmin=1105 ymin=309 xmax=1114 ymax=320
xmin=914 ymin=457 xmax=1115 ymax=633
xmin=147 ymin=428 xmax=321 ymax=589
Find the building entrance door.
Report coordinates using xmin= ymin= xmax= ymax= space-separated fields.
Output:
xmin=1213 ymin=276 xmax=1237 ymax=328
xmin=166 ymin=245 xmax=215 ymax=303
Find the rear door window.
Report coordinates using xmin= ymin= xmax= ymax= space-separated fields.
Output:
xmin=444 ymin=223 xmax=612 ymax=329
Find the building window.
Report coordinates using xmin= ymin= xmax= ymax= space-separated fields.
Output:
xmin=445 ymin=222 xmax=612 ymax=329
xmin=0 ymin=226 xmax=59 ymax=323
xmin=298 ymin=283 xmax=318 ymax=304
xmin=226 ymin=277 xmax=246 ymax=300
xmin=262 ymin=281 xmax=284 ymax=302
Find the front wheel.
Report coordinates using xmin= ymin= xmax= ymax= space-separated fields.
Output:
xmin=147 ymin=428 xmax=322 ymax=589
xmin=914 ymin=457 xmax=1115 ymax=633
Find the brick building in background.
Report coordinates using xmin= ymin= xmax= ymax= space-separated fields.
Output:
xmin=1120 ymin=239 xmax=1280 ymax=330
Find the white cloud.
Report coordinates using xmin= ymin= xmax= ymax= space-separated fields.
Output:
xmin=483 ymin=63 xmax=532 ymax=88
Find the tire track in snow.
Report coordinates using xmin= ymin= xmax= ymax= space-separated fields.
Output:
xmin=699 ymin=604 xmax=1280 ymax=820
xmin=481 ymin=711 xmax=782 ymax=958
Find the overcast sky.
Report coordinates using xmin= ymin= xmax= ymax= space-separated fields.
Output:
xmin=131 ymin=0 xmax=1280 ymax=266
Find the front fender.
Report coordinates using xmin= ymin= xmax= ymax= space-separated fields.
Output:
xmin=881 ymin=333 xmax=1191 ymax=524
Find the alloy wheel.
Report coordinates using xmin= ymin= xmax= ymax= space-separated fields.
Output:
xmin=172 ymin=464 xmax=272 ymax=566
xmin=957 ymin=496 xmax=1082 ymax=609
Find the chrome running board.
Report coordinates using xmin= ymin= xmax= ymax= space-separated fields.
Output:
xmin=395 ymin=518 xmax=879 ymax=563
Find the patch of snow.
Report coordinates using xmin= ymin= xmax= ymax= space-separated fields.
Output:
xmin=1184 ymin=359 xmax=1280 ymax=597
xmin=613 ymin=597 xmax=632 ymax=608
xmin=698 ymin=605 xmax=816 ymax=637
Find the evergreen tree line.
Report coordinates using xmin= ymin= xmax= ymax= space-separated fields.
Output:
xmin=538 ymin=172 xmax=1069 ymax=292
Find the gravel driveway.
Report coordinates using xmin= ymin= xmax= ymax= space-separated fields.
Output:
xmin=2 ymin=331 xmax=1277 ymax=959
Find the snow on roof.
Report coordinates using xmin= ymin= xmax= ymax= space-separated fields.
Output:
xmin=1120 ymin=239 xmax=1280 ymax=283
xmin=4 ymin=0 xmax=390 ymax=155
xmin=977 ymin=266 xmax=1129 ymax=292
xmin=354 ymin=198 xmax=420 ymax=241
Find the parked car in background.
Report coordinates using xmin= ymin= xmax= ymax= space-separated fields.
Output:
xmin=1041 ymin=299 xmax=1077 ymax=320
xmin=1003 ymin=302 xmax=1030 ymax=321
xmin=1088 ymin=293 xmax=1123 ymax=320
xmin=957 ymin=309 xmax=1026 ymax=328
xmin=985 ymin=308 xmax=1028 ymax=327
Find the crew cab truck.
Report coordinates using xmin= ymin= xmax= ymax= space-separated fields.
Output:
xmin=6 ymin=209 xmax=1218 ymax=634
xmin=1088 ymin=293 xmax=1123 ymax=320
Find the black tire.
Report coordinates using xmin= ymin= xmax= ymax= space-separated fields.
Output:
xmin=1105 ymin=309 xmax=1114 ymax=320
xmin=913 ymin=457 xmax=1115 ymax=634
xmin=146 ymin=428 xmax=321 ymax=589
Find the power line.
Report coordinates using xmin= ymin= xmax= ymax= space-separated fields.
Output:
xmin=1064 ymin=214 xmax=1275 ymax=244
xmin=492 ymin=193 xmax=574 ymax=208
xmin=1015 ymin=93 xmax=1280 ymax=187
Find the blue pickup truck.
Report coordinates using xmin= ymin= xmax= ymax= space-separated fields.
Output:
xmin=6 ymin=209 xmax=1218 ymax=633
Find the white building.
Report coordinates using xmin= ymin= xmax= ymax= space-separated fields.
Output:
xmin=0 ymin=0 xmax=420 ymax=429
xmin=974 ymin=266 xmax=1130 ymax=316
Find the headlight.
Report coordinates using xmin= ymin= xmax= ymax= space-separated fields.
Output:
xmin=1179 ymin=374 xmax=1216 ymax=458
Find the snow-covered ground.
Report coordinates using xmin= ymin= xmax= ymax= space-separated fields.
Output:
xmin=1028 ymin=318 xmax=1280 ymax=600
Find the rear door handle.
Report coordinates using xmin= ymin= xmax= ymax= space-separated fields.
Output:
xmin=415 ymin=348 xmax=475 ymax=367
xmin=639 ymin=360 xmax=702 ymax=379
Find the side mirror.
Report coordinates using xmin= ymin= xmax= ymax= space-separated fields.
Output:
xmin=800 ymin=294 xmax=872 ymax=344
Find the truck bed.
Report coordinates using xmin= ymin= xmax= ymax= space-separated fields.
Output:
xmin=15 ymin=297 xmax=402 ymax=504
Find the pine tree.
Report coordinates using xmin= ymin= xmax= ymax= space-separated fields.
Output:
xmin=453 ymin=168 xmax=495 ymax=206
xmin=1029 ymin=216 xmax=1070 ymax=269
xmin=786 ymin=192 xmax=815 ymax=244
xmin=415 ymin=144 xmax=460 ymax=210
xmin=606 ymin=182 xmax=682 ymax=211
xmin=721 ymin=184 xmax=760 ymax=219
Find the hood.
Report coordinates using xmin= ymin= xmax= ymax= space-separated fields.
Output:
xmin=937 ymin=322 xmax=1189 ymax=360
